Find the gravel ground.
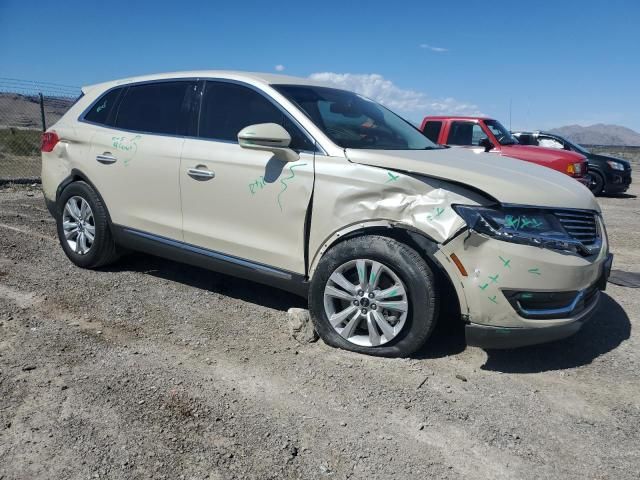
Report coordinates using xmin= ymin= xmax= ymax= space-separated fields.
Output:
xmin=0 ymin=181 xmax=638 ymax=480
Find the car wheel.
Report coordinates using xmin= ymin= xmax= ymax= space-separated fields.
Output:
xmin=56 ymin=181 xmax=119 ymax=268
xmin=309 ymin=235 xmax=439 ymax=357
xmin=588 ymin=171 xmax=605 ymax=195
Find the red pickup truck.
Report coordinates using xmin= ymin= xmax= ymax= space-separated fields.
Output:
xmin=420 ymin=116 xmax=589 ymax=184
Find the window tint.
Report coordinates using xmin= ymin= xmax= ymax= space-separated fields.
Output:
xmin=199 ymin=82 xmax=314 ymax=151
xmin=84 ymin=88 xmax=122 ymax=125
xmin=114 ymin=81 xmax=193 ymax=135
xmin=423 ymin=121 xmax=442 ymax=143
xmin=447 ymin=122 xmax=487 ymax=146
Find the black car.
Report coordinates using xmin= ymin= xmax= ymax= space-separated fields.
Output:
xmin=513 ymin=131 xmax=632 ymax=195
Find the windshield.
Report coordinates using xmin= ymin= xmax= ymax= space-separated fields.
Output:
xmin=485 ymin=120 xmax=518 ymax=145
xmin=273 ymin=85 xmax=438 ymax=150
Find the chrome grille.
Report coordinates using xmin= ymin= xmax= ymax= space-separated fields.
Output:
xmin=553 ymin=210 xmax=599 ymax=246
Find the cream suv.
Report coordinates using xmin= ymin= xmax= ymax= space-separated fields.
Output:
xmin=41 ymin=71 xmax=612 ymax=357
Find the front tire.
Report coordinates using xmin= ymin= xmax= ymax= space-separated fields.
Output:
xmin=56 ymin=181 xmax=119 ymax=268
xmin=588 ymin=171 xmax=605 ymax=196
xmin=309 ymin=235 xmax=439 ymax=357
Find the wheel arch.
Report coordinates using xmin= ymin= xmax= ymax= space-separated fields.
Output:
xmin=54 ymin=169 xmax=114 ymax=226
xmin=309 ymin=222 xmax=467 ymax=323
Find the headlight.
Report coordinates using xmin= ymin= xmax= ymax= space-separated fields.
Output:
xmin=452 ymin=204 xmax=588 ymax=254
xmin=607 ymin=160 xmax=625 ymax=171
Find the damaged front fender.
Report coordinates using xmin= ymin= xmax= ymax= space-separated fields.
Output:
xmin=308 ymin=157 xmax=491 ymax=275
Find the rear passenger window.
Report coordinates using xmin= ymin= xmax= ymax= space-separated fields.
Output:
xmin=423 ymin=121 xmax=442 ymax=143
xmin=199 ymin=81 xmax=315 ymax=151
xmin=83 ymin=88 xmax=122 ymax=125
xmin=114 ymin=81 xmax=194 ymax=135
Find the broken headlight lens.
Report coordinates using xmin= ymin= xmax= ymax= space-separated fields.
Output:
xmin=452 ymin=205 xmax=585 ymax=253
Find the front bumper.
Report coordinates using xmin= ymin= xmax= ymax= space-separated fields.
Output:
xmin=465 ymin=253 xmax=613 ymax=349
xmin=603 ymin=169 xmax=632 ymax=193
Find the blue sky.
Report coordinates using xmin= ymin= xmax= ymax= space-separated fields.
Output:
xmin=1 ymin=0 xmax=639 ymax=130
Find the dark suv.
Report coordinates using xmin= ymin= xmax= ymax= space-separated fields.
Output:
xmin=513 ymin=131 xmax=632 ymax=195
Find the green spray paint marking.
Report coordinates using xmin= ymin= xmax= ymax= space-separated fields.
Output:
xmin=505 ymin=215 xmax=544 ymax=231
xmin=499 ymin=256 xmax=511 ymax=268
xmin=488 ymin=274 xmax=499 ymax=284
xmin=248 ymin=176 xmax=266 ymax=194
xmin=427 ymin=207 xmax=445 ymax=221
xmin=387 ymin=288 xmax=398 ymax=297
xmin=369 ymin=269 xmax=376 ymax=285
xmin=111 ymin=135 xmax=141 ymax=166
xmin=277 ymin=163 xmax=307 ymax=212
xmin=488 ymin=295 xmax=498 ymax=304
xmin=528 ymin=268 xmax=541 ymax=275
xmin=479 ymin=283 xmax=489 ymax=291
xmin=96 ymin=100 xmax=107 ymax=113
xmin=385 ymin=171 xmax=400 ymax=183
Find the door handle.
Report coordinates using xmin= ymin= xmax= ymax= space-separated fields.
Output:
xmin=187 ymin=166 xmax=216 ymax=181
xmin=96 ymin=153 xmax=117 ymax=164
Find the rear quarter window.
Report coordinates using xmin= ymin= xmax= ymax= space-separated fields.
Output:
xmin=83 ymin=88 xmax=122 ymax=125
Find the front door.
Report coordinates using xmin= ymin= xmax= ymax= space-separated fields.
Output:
xmin=179 ymin=81 xmax=316 ymax=274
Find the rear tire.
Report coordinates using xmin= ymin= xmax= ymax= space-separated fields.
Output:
xmin=56 ymin=181 xmax=119 ymax=268
xmin=309 ymin=235 xmax=439 ymax=357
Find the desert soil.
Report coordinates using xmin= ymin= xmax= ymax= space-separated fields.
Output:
xmin=0 ymin=182 xmax=638 ymax=479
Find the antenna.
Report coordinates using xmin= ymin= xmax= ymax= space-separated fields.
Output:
xmin=509 ymin=98 xmax=512 ymax=131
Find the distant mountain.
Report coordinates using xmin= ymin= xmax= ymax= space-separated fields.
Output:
xmin=548 ymin=124 xmax=640 ymax=146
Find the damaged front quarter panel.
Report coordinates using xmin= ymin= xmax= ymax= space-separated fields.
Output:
xmin=308 ymin=156 xmax=492 ymax=275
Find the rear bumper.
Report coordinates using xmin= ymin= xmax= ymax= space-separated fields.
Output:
xmin=465 ymin=253 xmax=613 ymax=349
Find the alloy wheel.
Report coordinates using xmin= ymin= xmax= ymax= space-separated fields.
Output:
xmin=323 ymin=259 xmax=409 ymax=347
xmin=62 ymin=196 xmax=95 ymax=255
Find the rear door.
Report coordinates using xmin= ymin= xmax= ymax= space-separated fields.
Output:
xmin=179 ymin=80 xmax=316 ymax=273
xmin=85 ymin=80 xmax=197 ymax=240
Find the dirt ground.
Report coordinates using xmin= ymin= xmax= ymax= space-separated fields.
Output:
xmin=0 ymin=180 xmax=638 ymax=480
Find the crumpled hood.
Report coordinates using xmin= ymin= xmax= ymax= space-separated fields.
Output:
xmin=345 ymin=147 xmax=600 ymax=212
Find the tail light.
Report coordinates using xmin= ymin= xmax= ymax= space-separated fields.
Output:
xmin=41 ymin=131 xmax=59 ymax=152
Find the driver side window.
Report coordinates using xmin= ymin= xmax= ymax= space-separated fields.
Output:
xmin=198 ymin=81 xmax=315 ymax=151
xmin=447 ymin=122 xmax=487 ymax=146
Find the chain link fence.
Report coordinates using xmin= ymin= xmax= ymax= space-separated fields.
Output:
xmin=0 ymin=78 xmax=80 ymax=182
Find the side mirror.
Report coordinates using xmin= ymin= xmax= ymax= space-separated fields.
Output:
xmin=238 ymin=123 xmax=299 ymax=162
xmin=479 ymin=137 xmax=495 ymax=152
